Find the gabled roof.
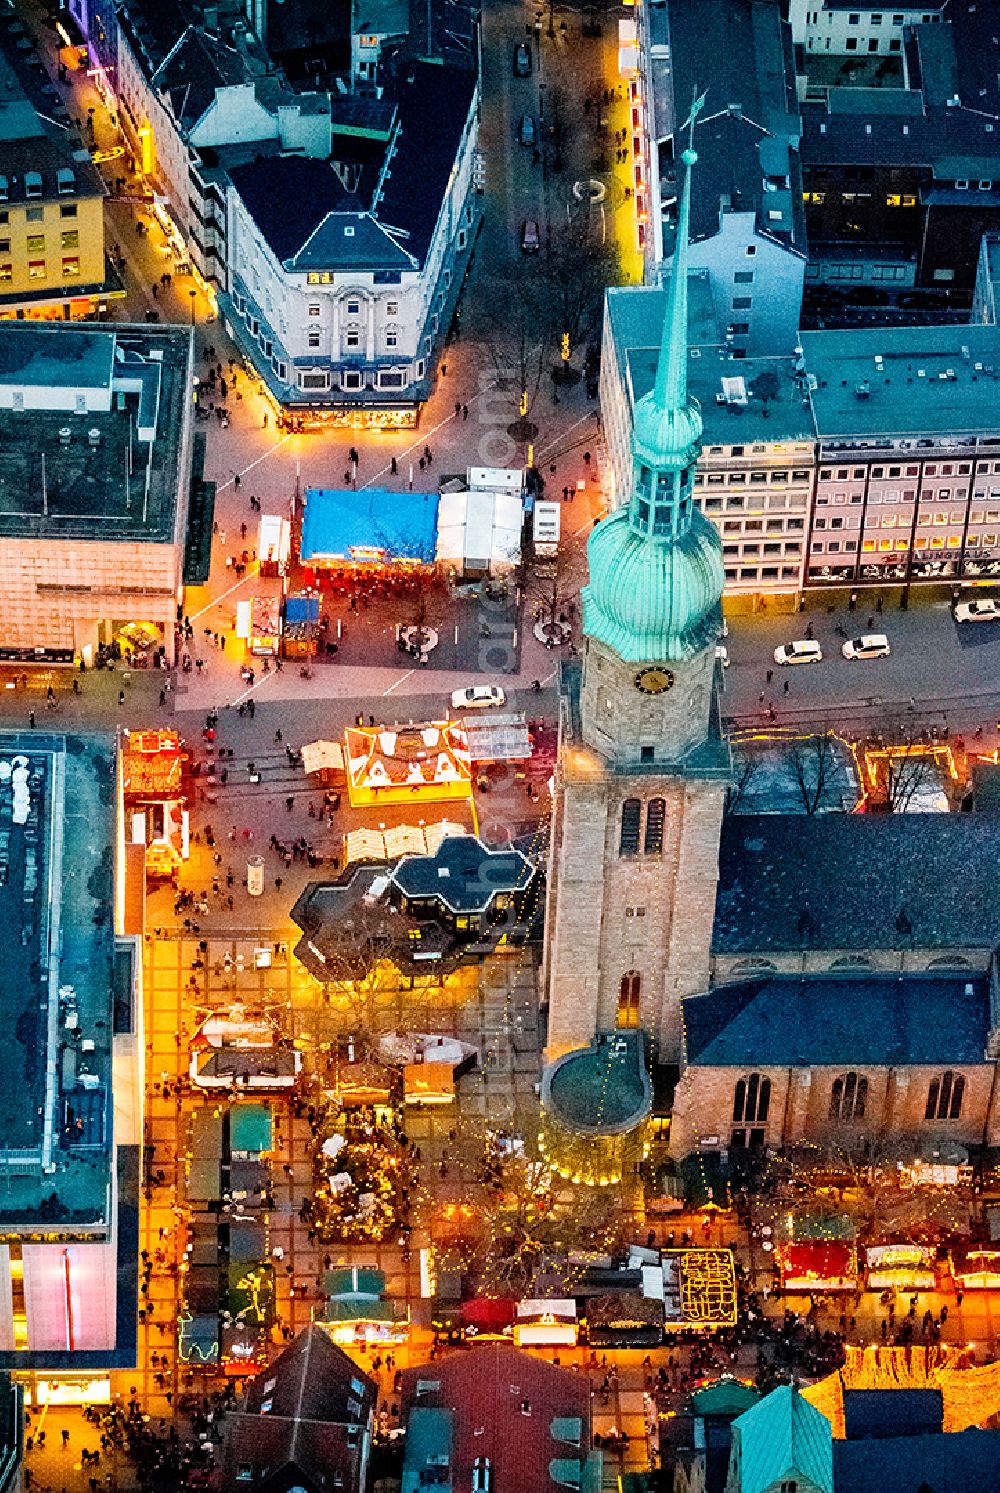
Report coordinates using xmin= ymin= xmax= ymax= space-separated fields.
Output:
xmin=734 ymin=1386 xmax=833 ymax=1493
xmin=683 ymin=970 xmax=990 ymax=1069
xmin=228 ymin=155 xmax=363 ymax=264
xmin=225 ymin=1326 xmax=376 ymax=1493
xmin=834 ymin=1427 xmax=1000 ymax=1493
xmin=291 ymin=212 xmax=414 ymax=273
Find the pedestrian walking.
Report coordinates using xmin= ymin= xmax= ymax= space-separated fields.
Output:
xmin=783 ymin=678 xmax=790 ymax=695
xmin=766 ymin=668 xmax=773 ymax=684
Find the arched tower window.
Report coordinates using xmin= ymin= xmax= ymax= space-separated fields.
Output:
xmin=617 ymin=971 xmax=641 ymax=1028
xmin=926 ymin=1071 xmax=964 ymax=1120
xmin=644 ymin=797 xmax=666 ymax=854
xmin=619 ymin=799 xmax=641 ymax=856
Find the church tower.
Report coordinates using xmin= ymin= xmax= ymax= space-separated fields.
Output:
xmin=543 ymin=141 xmax=728 ymax=1064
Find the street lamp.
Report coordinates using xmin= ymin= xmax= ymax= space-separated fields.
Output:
xmin=188 ymin=288 xmax=196 ymax=327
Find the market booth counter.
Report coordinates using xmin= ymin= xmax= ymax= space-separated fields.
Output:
xmin=513 ymin=1298 xmax=578 ymax=1348
xmin=865 ymin=1243 xmax=937 ymax=1291
xmin=949 ymin=1245 xmax=1000 ymax=1291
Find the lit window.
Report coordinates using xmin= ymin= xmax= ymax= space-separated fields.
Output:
xmin=0 ymin=263 xmax=10 ymax=283
xmin=61 ymin=230 xmax=79 ymax=249
xmin=62 ymin=256 xmax=80 ymax=277
xmin=27 ymin=260 xmax=46 ymax=280
xmin=26 ymin=234 xmax=45 ymax=253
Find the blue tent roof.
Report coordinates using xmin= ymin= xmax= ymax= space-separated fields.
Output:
xmin=300 ymin=487 xmax=438 ymax=564
xmin=284 ymin=595 xmax=320 ymax=623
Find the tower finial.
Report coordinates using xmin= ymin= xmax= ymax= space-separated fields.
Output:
xmin=653 ymin=88 xmax=706 ymax=414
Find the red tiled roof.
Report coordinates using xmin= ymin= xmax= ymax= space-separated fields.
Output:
xmin=401 ymin=1343 xmax=590 ymax=1491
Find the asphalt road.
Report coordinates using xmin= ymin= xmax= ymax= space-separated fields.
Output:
xmin=721 ymin=598 xmax=1000 ymax=735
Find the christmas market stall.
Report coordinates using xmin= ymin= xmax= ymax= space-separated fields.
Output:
xmin=584 ymin=1292 xmax=664 ymax=1349
xmin=949 ymin=1245 xmax=1000 ymax=1291
xmin=282 ymin=593 xmax=321 ymax=658
xmin=299 ymin=486 xmax=439 ymax=572
xmin=513 ymin=1298 xmax=579 ymax=1348
xmin=864 ymin=1242 xmax=937 ymax=1291
xmin=629 ymin=1246 xmax=738 ymax=1332
xmin=343 ymin=721 xmax=472 ymax=808
xmin=461 ymin=1295 xmax=516 ymax=1341
xmin=778 ymin=1241 xmax=858 ymax=1294
xmin=316 ymin=1267 xmax=409 ymax=1347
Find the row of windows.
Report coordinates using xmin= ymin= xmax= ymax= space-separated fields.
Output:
xmin=0 ymin=204 xmax=77 ymax=227
xmin=0 ymin=230 xmax=78 ymax=253
xmin=820 ymin=463 xmax=979 ymax=480
xmin=729 ymin=1070 xmax=965 ymax=1134
xmin=0 ymin=258 xmax=80 ymax=282
xmin=724 ymin=565 xmax=801 ymax=584
xmin=723 ymin=541 xmax=803 ymax=559
xmin=722 ymin=517 xmax=805 ymax=535
xmin=815 ymin=511 xmax=978 ymax=530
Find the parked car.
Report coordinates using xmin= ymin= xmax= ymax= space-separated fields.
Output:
xmin=513 ymin=42 xmax=531 ymax=75
xmin=773 ymin=640 xmax=823 ymax=666
xmin=715 ymin=645 xmax=730 ymax=669
xmin=519 ymin=113 xmax=536 ymax=147
xmin=450 ymin=684 xmax=506 ymax=710
xmin=954 ymin=597 xmax=1000 ymax=623
xmin=842 ymin=633 xmax=891 ymax=660
xmin=520 ymin=218 xmax=540 ymax=253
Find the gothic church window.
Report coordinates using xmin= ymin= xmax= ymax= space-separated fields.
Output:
xmin=925 ymin=1071 xmax=965 ymax=1121
xmin=732 ymin=1073 xmax=770 ymax=1124
xmin=829 ymin=1072 xmax=868 ymax=1121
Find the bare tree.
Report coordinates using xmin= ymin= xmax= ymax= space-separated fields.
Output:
xmin=784 ymin=732 xmax=843 ymax=814
xmin=480 ymin=275 xmax=550 ymax=438
xmin=420 ymin=1100 xmax=632 ymax=1296
xmin=545 ymin=211 xmax=616 ymax=381
xmin=306 ymin=911 xmax=433 ymax=1049
xmin=726 ymin=748 xmax=764 ymax=814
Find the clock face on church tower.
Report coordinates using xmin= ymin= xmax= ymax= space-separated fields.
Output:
xmin=634 ymin=666 xmax=675 ymax=695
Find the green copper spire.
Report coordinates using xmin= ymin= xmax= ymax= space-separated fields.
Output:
xmin=581 ymin=95 xmax=724 ymax=665
xmin=654 ymin=144 xmax=698 ymax=418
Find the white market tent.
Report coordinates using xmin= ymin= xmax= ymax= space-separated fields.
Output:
xmin=436 ymin=489 xmax=524 ymax=575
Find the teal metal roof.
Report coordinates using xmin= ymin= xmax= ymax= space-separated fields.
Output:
xmin=734 ymin=1386 xmax=833 ymax=1493
xmin=582 ymin=506 xmax=724 ymax=664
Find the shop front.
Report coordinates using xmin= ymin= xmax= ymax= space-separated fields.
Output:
xmin=865 ymin=1243 xmax=936 ymax=1291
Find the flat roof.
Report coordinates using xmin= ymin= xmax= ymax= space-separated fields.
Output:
xmin=0 ymin=324 xmax=192 ymax=541
xmin=0 ymin=732 xmax=115 ymax=1228
xmin=799 ymin=324 xmax=1000 ymax=439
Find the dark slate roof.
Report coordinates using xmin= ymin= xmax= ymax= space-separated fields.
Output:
xmin=713 ymin=813 xmax=1000 ymax=954
xmin=376 ymin=60 xmax=477 ymax=263
xmin=800 ymin=5 xmax=1000 ymax=178
xmin=155 ymin=26 xmax=254 ymax=129
xmin=664 ymin=0 xmax=805 ymax=251
xmin=224 ymin=1326 xmax=376 ymax=1493
xmin=243 ymin=1324 xmax=375 ymax=1421
xmin=833 ymin=1427 xmax=1000 ymax=1493
xmin=227 ymin=156 xmax=363 ymax=263
xmin=291 ymin=213 xmax=413 ymax=273
xmin=682 ymin=970 xmax=991 ymax=1068
xmin=391 ymin=835 xmax=532 ymax=914
xmin=842 ymin=1390 xmax=942 ymax=1441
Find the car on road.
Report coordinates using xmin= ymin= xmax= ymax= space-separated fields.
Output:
xmin=954 ymin=597 xmax=1000 ymax=623
xmin=773 ymin=640 xmax=823 ymax=666
xmin=519 ymin=113 xmax=536 ymax=147
xmin=513 ymin=43 xmax=531 ymax=75
xmin=841 ymin=633 xmax=891 ymax=660
xmin=520 ymin=218 xmax=540 ymax=253
xmin=451 ymin=685 xmax=506 ymax=711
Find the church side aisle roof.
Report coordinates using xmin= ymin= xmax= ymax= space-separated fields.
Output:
xmin=713 ymin=812 xmax=1000 ymax=953
xmin=682 ymin=970 xmax=990 ymax=1068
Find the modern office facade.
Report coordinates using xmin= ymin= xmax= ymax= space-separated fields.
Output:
xmin=603 ymin=286 xmax=1000 ymax=597
xmin=0 ymin=731 xmax=140 ymax=1395
xmin=0 ymin=322 xmax=195 ymax=661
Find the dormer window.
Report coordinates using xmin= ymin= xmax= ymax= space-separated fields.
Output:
xmin=25 ymin=171 xmax=42 ymax=199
